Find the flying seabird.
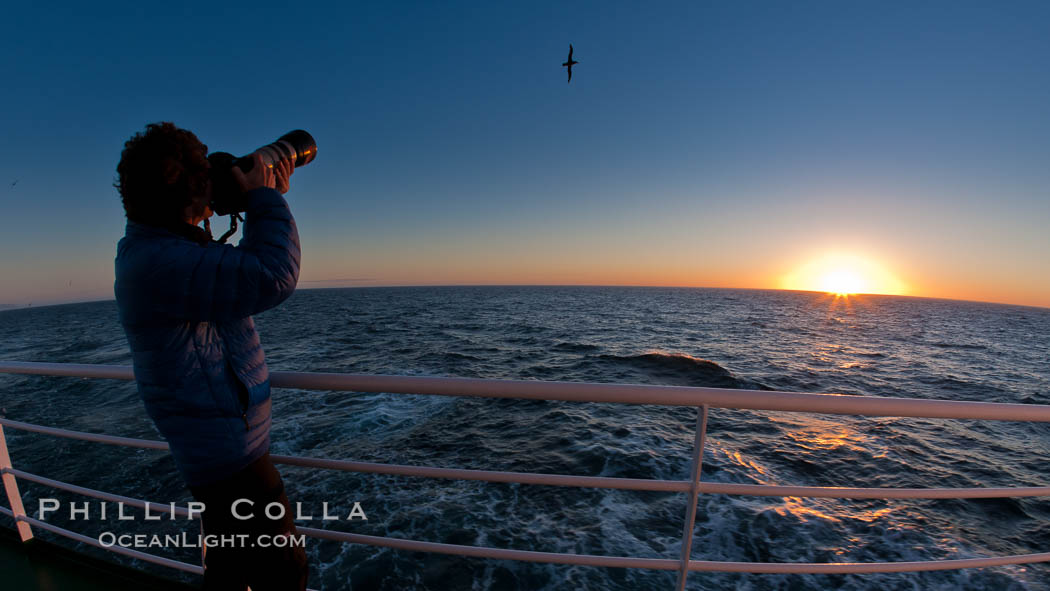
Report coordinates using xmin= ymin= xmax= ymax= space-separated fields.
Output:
xmin=10 ymin=180 xmax=17 ymax=189
xmin=562 ymin=44 xmax=578 ymax=83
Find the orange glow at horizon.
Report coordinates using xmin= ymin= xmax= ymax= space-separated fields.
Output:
xmin=780 ymin=253 xmax=908 ymax=296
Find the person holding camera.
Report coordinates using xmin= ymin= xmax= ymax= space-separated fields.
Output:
xmin=114 ymin=122 xmax=308 ymax=590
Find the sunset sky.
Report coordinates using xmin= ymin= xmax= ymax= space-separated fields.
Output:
xmin=2 ymin=1 xmax=1048 ymax=308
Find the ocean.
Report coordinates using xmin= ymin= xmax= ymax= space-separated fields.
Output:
xmin=1 ymin=286 xmax=1049 ymax=590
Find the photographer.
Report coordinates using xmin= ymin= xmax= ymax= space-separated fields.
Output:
xmin=114 ymin=122 xmax=307 ymax=590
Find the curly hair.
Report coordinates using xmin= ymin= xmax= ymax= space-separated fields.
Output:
xmin=115 ymin=122 xmax=209 ymax=225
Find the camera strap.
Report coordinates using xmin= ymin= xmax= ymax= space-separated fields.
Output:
xmin=215 ymin=213 xmax=244 ymax=245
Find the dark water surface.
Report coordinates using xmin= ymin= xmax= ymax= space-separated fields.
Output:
xmin=2 ymin=287 xmax=1050 ymax=590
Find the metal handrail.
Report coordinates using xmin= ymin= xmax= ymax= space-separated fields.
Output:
xmin=6 ymin=417 xmax=1050 ymax=500
xmin=3 ymin=360 xmax=1050 ymax=421
xmin=8 ymin=466 xmax=1050 ymax=576
xmin=1 ymin=505 xmax=204 ymax=574
xmin=2 ymin=361 xmax=1050 ymax=588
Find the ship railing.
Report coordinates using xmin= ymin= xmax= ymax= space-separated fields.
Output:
xmin=2 ymin=360 xmax=1050 ymax=590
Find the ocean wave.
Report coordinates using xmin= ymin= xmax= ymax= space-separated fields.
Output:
xmin=593 ymin=351 xmax=763 ymax=389
xmin=854 ymin=350 xmax=886 ymax=358
xmin=56 ymin=337 xmax=110 ymax=355
xmin=929 ymin=341 xmax=988 ymax=350
xmin=552 ymin=341 xmax=600 ymax=353
xmin=442 ymin=351 xmax=482 ymax=362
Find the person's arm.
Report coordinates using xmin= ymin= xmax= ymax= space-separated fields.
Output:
xmin=118 ymin=157 xmax=301 ymax=323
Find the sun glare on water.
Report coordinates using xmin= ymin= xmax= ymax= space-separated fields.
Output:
xmin=780 ymin=253 xmax=907 ymax=297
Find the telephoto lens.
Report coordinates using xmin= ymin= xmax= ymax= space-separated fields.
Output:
xmin=236 ymin=130 xmax=318 ymax=173
xmin=208 ymin=130 xmax=317 ymax=216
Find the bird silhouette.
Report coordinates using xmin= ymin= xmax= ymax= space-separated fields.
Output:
xmin=10 ymin=180 xmax=17 ymax=189
xmin=562 ymin=44 xmax=578 ymax=83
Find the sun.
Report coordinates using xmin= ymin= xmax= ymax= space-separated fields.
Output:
xmin=819 ymin=270 xmax=865 ymax=296
xmin=780 ymin=253 xmax=908 ymax=296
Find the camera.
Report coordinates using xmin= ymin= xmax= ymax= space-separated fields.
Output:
xmin=207 ymin=130 xmax=317 ymax=216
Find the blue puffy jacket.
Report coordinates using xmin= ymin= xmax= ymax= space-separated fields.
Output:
xmin=114 ymin=188 xmax=300 ymax=487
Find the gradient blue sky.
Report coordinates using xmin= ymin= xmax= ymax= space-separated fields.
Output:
xmin=2 ymin=1 xmax=1049 ymax=307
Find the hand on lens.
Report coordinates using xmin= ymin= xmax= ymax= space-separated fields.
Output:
xmin=273 ymin=158 xmax=293 ymax=194
xmin=231 ymin=153 xmax=275 ymax=193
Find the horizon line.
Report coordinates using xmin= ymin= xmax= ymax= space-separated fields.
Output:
xmin=3 ymin=284 xmax=1047 ymax=313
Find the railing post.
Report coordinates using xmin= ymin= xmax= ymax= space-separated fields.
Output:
xmin=0 ymin=424 xmax=34 ymax=541
xmin=674 ymin=405 xmax=708 ymax=591
xmin=200 ymin=519 xmax=206 ymax=565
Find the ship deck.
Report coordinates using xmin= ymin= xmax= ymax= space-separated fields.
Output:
xmin=0 ymin=527 xmax=196 ymax=591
